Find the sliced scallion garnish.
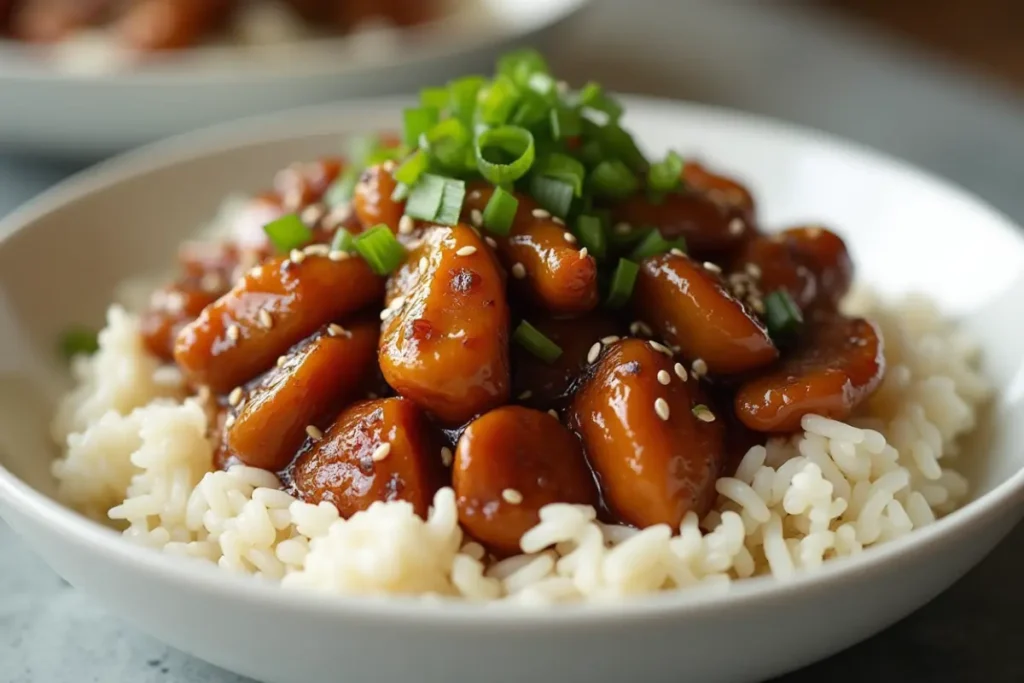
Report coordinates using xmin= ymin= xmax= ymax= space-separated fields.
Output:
xmin=421 ymin=118 xmax=472 ymax=172
xmin=629 ymin=230 xmax=687 ymax=261
xmin=498 ymin=48 xmax=550 ymax=87
xmin=404 ymin=174 xmax=447 ymax=221
xmin=482 ymin=187 xmax=518 ymax=236
xmin=533 ymin=153 xmax=586 ymax=197
xmin=435 ymin=178 xmax=466 ymax=227
xmin=529 ymin=175 xmax=574 ymax=219
xmin=575 ymin=214 xmax=607 ymax=260
xmin=578 ymin=81 xmax=624 ymax=122
xmin=550 ymin=106 xmax=581 ymax=141
xmin=590 ymin=160 xmax=640 ymax=199
xmin=393 ymin=150 xmax=430 ymax=187
xmin=478 ymin=75 xmax=521 ymax=126
xmin=403 ymin=107 xmax=440 ymax=148
xmin=512 ymin=320 xmax=563 ymax=363
xmin=648 ymin=150 xmax=684 ymax=193
xmin=764 ymin=290 xmax=804 ymax=338
xmin=475 ymin=125 xmax=536 ymax=185
xmin=331 ymin=228 xmax=357 ymax=253
xmin=263 ymin=214 xmax=313 ymax=253
xmin=323 ymin=167 xmax=360 ymax=207
xmin=59 ymin=327 xmax=99 ymax=360
xmin=449 ymin=75 xmax=487 ymax=122
xmin=354 ymin=225 xmax=407 ymax=276
xmin=391 ymin=182 xmax=411 ymax=203
xmin=606 ymin=258 xmax=640 ymax=308
xmin=420 ymin=86 xmax=449 ymax=111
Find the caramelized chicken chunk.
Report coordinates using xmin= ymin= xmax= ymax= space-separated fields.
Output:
xmin=12 ymin=0 xmax=109 ymax=42
xmin=117 ymin=0 xmax=235 ymax=50
xmin=379 ymin=224 xmax=510 ymax=424
xmin=569 ymin=339 xmax=725 ymax=528
xmin=463 ymin=184 xmax=599 ymax=314
xmin=731 ymin=235 xmax=818 ymax=311
xmin=140 ymin=280 xmax=221 ymax=361
xmin=353 ymin=161 xmax=405 ymax=235
xmin=174 ymin=252 xmax=384 ymax=394
xmin=291 ymin=397 xmax=445 ymax=518
xmin=453 ymin=406 xmax=599 ymax=556
xmin=632 ymin=252 xmax=777 ymax=375
xmin=225 ymin=318 xmax=379 ymax=472
xmin=735 ymin=316 xmax=884 ymax=432
xmin=611 ymin=191 xmax=749 ymax=260
xmin=781 ymin=226 xmax=854 ymax=308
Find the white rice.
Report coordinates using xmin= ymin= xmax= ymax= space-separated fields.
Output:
xmin=48 ymin=284 xmax=990 ymax=605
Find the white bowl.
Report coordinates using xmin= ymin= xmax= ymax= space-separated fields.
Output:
xmin=0 ymin=0 xmax=588 ymax=157
xmin=1 ymin=97 xmax=1023 ymax=683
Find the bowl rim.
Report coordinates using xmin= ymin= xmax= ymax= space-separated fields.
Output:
xmin=0 ymin=0 xmax=590 ymax=85
xmin=1 ymin=94 xmax=1023 ymax=627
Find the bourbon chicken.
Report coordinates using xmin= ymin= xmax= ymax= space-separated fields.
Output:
xmin=135 ymin=50 xmax=885 ymax=554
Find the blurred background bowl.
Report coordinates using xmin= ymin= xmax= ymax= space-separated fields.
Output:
xmin=0 ymin=0 xmax=590 ymax=158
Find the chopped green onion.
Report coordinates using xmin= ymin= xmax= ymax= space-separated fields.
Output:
xmin=323 ymin=167 xmax=360 ymax=207
xmin=393 ymin=150 xmax=430 ymax=186
xmin=590 ymin=160 xmax=639 ymax=199
xmin=449 ymin=76 xmax=486 ymax=122
xmin=420 ymin=86 xmax=449 ymax=110
xmin=354 ymin=225 xmax=407 ymax=276
xmin=482 ymin=187 xmax=518 ymax=236
xmin=391 ymin=182 xmax=410 ymax=202
xmin=648 ymin=150 xmax=684 ymax=192
xmin=435 ymin=178 xmax=466 ymax=226
xmin=608 ymin=223 xmax=654 ymax=249
xmin=403 ymin=107 xmax=440 ymax=148
xmin=263 ymin=214 xmax=313 ymax=253
xmin=331 ymin=228 xmax=357 ymax=253
xmin=527 ymin=71 xmax=556 ymax=98
xmin=578 ymin=81 xmax=624 ymax=122
xmin=421 ymin=118 xmax=472 ymax=171
xmin=606 ymin=258 xmax=640 ymax=308
xmin=475 ymin=125 xmax=535 ymax=185
xmin=533 ymin=153 xmax=586 ymax=197
xmin=550 ymin=107 xmax=581 ymax=141
xmin=592 ymin=122 xmax=647 ymax=171
xmin=764 ymin=290 xmax=804 ymax=338
xmin=404 ymin=174 xmax=447 ymax=221
xmin=497 ymin=48 xmax=550 ymax=87
xmin=510 ymin=91 xmax=550 ymax=128
xmin=629 ymin=230 xmax=687 ymax=261
xmin=575 ymin=214 xmax=607 ymax=260
xmin=59 ymin=327 xmax=99 ymax=359
xmin=529 ymin=175 xmax=574 ymax=218
xmin=477 ymin=75 xmax=521 ymax=126
xmin=512 ymin=320 xmax=562 ymax=363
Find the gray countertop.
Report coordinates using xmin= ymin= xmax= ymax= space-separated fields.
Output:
xmin=3 ymin=2 xmax=1024 ymax=681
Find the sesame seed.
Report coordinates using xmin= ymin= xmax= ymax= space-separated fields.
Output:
xmin=563 ymin=232 xmax=577 ymax=244
xmin=548 ymin=409 xmax=559 ymax=419
xmin=283 ymin=188 xmax=303 ymax=212
xmin=750 ymin=298 xmax=766 ymax=315
xmin=258 ymin=309 xmax=273 ymax=329
xmin=552 ymin=216 xmax=565 ymax=226
xmin=371 ymin=442 xmax=392 ymax=462
xmin=290 ymin=248 xmax=306 ymax=264
xmin=382 ymin=160 xmax=397 ymax=172
xmin=418 ymin=256 xmax=428 ymax=273
xmin=249 ymin=265 xmax=263 ymax=279
xmin=806 ymin=226 xmax=824 ymax=239
xmin=630 ymin=321 xmax=653 ymax=337
xmin=225 ymin=414 xmax=236 ymax=428
xmin=399 ymin=215 xmax=415 ymax=235
xmin=327 ymin=323 xmax=347 ymax=337
xmin=674 ymin=362 xmax=687 ymax=382
xmin=197 ymin=385 xmax=212 ymax=403
xmin=614 ymin=222 xmax=632 ymax=235
xmin=485 ymin=236 xmax=497 ymax=249
xmin=440 ymin=447 xmax=453 ymax=467
xmin=456 ymin=246 xmax=477 ymax=257
xmin=390 ymin=295 xmax=406 ymax=310
xmin=329 ymin=250 xmax=349 ymax=261
xmin=729 ymin=218 xmax=745 ymax=235
xmin=227 ymin=324 xmax=240 ymax=342
xmin=379 ymin=308 xmax=392 ymax=321
xmin=532 ymin=208 xmax=551 ymax=219
xmin=276 ymin=355 xmax=287 ymax=368
xmin=228 ymin=387 xmax=244 ymax=406
xmin=469 ymin=190 xmax=482 ymax=201
xmin=324 ymin=204 xmax=352 ymax=229
xmin=306 ymin=425 xmax=324 ymax=441
xmin=586 ymin=342 xmax=602 ymax=364
xmin=670 ymin=248 xmax=685 ymax=257
xmin=449 ymin=329 xmax=466 ymax=339
xmin=691 ymin=358 xmax=708 ymax=377
xmin=407 ymin=238 xmax=423 ymax=250
xmin=511 ymin=263 xmax=526 ymax=279
xmin=654 ymin=398 xmax=671 ymax=421
xmin=657 ymin=370 xmax=671 ymax=385
xmin=745 ymin=263 xmax=762 ymax=279
xmin=304 ymin=244 xmax=330 ymax=257
xmin=301 ymin=203 xmax=325 ymax=226
xmin=693 ymin=405 xmax=716 ymax=422
xmin=470 ymin=209 xmax=484 ymax=227
xmin=600 ymin=335 xmax=620 ymax=344
xmin=703 ymin=261 xmax=722 ymax=274
xmin=200 ymin=272 xmax=223 ymax=293
xmin=579 ymin=247 xmax=588 ymax=258
xmin=518 ymin=390 xmax=533 ymax=400
xmin=502 ymin=488 xmax=524 ymax=504
xmin=649 ymin=341 xmax=673 ymax=357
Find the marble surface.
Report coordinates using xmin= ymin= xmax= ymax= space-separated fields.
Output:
xmin=3 ymin=2 xmax=1024 ymax=681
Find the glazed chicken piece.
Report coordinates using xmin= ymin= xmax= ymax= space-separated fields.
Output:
xmin=223 ymin=318 xmax=379 ymax=472
xmin=453 ymin=406 xmax=599 ymax=556
xmin=462 ymin=183 xmax=600 ymax=315
xmin=632 ymin=252 xmax=777 ymax=376
xmin=353 ymin=161 xmax=406 ymax=236
xmin=117 ymin=0 xmax=235 ymax=50
xmin=379 ymin=223 xmax=510 ymax=425
xmin=734 ymin=315 xmax=885 ymax=433
xmin=140 ymin=279 xmax=222 ymax=361
xmin=780 ymin=226 xmax=854 ymax=309
xmin=290 ymin=397 xmax=445 ymax=518
xmin=174 ymin=251 xmax=384 ymax=394
xmin=11 ymin=0 xmax=110 ymax=42
xmin=569 ymin=338 xmax=725 ymax=528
